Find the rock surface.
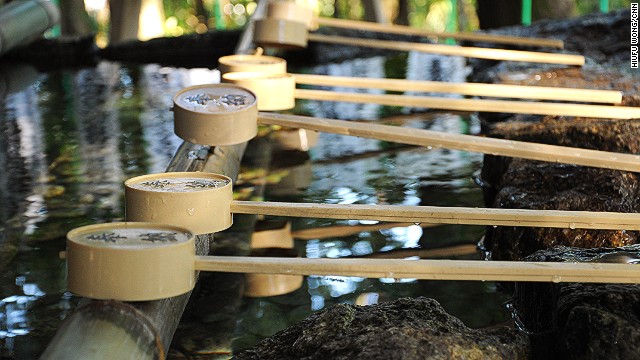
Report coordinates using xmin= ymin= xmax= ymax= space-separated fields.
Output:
xmin=470 ymin=9 xmax=632 ymax=81
xmin=230 ymin=9 xmax=638 ymax=360
xmin=513 ymin=246 xmax=640 ymax=360
xmin=480 ymin=117 xmax=640 ymax=260
xmin=233 ymin=297 xmax=529 ymax=360
xmin=476 ymin=9 xmax=640 ymax=261
xmin=471 ymin=8 xmax=640 ymax=360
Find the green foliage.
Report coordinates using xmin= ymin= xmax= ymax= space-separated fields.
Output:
xmin=576 ymin=0 xmax=633 ymax=14
xmin=82 ymin=0 xmax=633 ymax=42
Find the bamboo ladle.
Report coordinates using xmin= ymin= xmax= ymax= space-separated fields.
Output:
xmin=252 ymin=18 xmax=584 ymax=66
xmin=220 ymin=72 xmax=639 ymax=118
xmin=172 ymin=84 xmax=640 ymax=173
xmin=291 ymin=73 xmax=623 ymax=104
xmin=217 ymin=54 xmax=621 ymax=103
xmin=266 ymin=1 xmax=564 ymax=49
xmin=301 ymin=33 xmax=584 ymax=66
xmin=245 ymin=221 xmax=303 ymax=297
xmin=65 ymin=220 xmax=640 ymax=301
xmin=313 ymin=17 xmax=564 ymax=49
xmin=123 ymin=172 xmax=640 ymax=237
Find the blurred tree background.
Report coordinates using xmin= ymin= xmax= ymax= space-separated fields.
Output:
xmin=44 ymin=0 xmax=633 ymax=47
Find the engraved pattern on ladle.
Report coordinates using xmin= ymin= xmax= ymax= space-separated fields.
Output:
xmin=185 ymin=179 xmax=229 ymax=189
xmin=140 ymin=180 xmax=171 ymax=189
xmin=184 ymin=92 xmax=248 ymax=108
xmin=139 ymin=232 xmax=179 ymax=243
xmin=86 ymin=232 xmax=127 ymax=243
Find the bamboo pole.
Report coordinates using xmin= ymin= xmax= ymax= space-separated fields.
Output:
xmin=292 ymin=73 xmax=623 ymax=104
xmin=258 ymin=113 xmax=640 ymax=172
xmin=194 ymin=256 xmax=640 ymax=283
xmin=0 ymin=0 xmax=60 ymax=55
xmin=307 ymin=33 xmax=585 ymax=65
xmin=315 ymin=17 xmax=564 ymax=49
xmin=40 ymin=4 xmax=273 ymax=353
xmin=41 ymin=142 xmax=247 ymax=360
xmin=231 ymin=201 xmax=640 ymax=230
xmin=293 ymin=89 xmax=640 ymax=119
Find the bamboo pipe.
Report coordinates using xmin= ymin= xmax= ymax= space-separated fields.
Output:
xmin=194 ymin=256 xmax=640 ymax=284
xmin=306 ymin=33 xmax=584 ymax=66
xmin=257 ymin=112 xmax=640 ymax=173
xmin=172 ymin=84 xmax=640 ymax=172
xmin=293 ymin=88 xmax=640 ymax=119
xmin=291 ymin=73 xmax=623 ymax=104
xmin=314 ymin=17 xmax=564 ymax=49
xmin=45 ymin=19 xmax=264 ymax=359
xmin=230 ymin=201 xmax=640 ymax=230
xmin=0 ymin=0 xmax=60 ymax=56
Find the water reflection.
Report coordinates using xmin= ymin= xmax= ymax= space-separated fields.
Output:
xmin=301 ymin=51 xmax=468 ymax=119
xmin=0 ymin=62 xmax=218 ymax=357
xmin=308 ymin=56 xmax=387 ymax=120
xmin=1 ymin=52 xmax=512 ymax=357
xmin=230 ymin=54 xmax=510 ymax=354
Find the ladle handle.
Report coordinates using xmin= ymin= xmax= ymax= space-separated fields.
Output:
xmin=293 ymin=88 xmax=640 ymax=119
xmin=257 ymin=113 xmax=640 ymax=172
xmin=194 ymin=256 xmax=640 ymax=283
xmin=291 ymin=73 xmax=622 ymax=104
xmin=314 ymin=17 xmax=565 ymax=49
xmin=230 ymin=201 xmax=640 ymax=230
xmin=306 ymin=33 xmax=584 ymax=65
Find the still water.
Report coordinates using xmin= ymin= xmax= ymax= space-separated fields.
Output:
xmin=0 ymin=53 xmax=510 ymax=358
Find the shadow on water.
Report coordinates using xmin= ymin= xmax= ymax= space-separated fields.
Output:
xmin=0 ymin=52 xmax=511 ymax=358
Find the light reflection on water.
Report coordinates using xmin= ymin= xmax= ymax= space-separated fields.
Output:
xmin=231 ymin=53 xmax=510 ymax=354
xmin=1 ymin=52 xmax=511 ymax=358
xmin=0 ymin=62 xmax=219 ymax=357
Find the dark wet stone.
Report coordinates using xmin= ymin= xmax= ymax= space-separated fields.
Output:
xmin=480 ymin=117 xmax=640 ymax=261
xmin=468 ymin=8 xmax=640 ymax=360
xmin=475 ymin=60 xmax=640 ymax=261
xmin=469 ymin=9 xmax=632 ymax=80
xmin=233 ymin=297 xmax=530 ymax=360
xmin=466 ymin=8 xmax=640 ymax=261
xmin=512 ymin=245 xmax=640 ymax=360
xmin=492 ymin=67 xmax=640 ymax=100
